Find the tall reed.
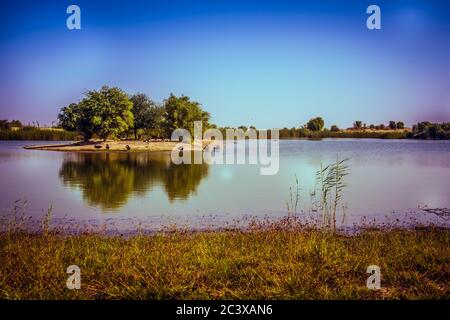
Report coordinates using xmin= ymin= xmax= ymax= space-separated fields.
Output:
xmin=315 ymin=158 xmax=349 ymax=231
xmin=286 ymin=174 xmax=300 ymax=218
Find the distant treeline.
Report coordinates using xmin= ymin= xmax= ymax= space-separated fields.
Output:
xmin=275 ymin=128 xmax=408 ymax=139
xmin=409 ymin=122 xmax=450 ymax=140
xmin=1 ymin=92 xmax=449 ymax=140
xmin=269 ymin=117 xmax=406 ymax=139
xmin=212 ymin=118 xmax=407 ymax=139
xmin=231 ymin=117 xmax=448 ymax=140
xmin=1 ymin=120 xmax=448 ymax=141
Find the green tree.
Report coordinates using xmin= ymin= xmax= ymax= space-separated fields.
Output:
xmin=0 ymin=120 xmax=11 ymax=130
xmin=58 ymin=102 xmax=97 ymax=141
xmin=163 ymin=94 xmax=211 ymax=138
xmin=10 ymin=120 xmax=22 ymax=127
xmin=306 ymin=117 xmax=325 ymax=131
xmin=396 ymin=121 xmax=405 ymax=130
xmin=130 ymin=93 xmax=164 ymax=139
xmin=58 ymin=103 xmax=81 ymax=132
xmin=411 ymin=121 xmax=450 ymax=140
xmin=353 ymin=121 xmax=362 ymax=130
xmin=330 ymin=125 xmax=340 ymax=132
xmin=389 ymin=121 xmax=397 ymax=130
xmin=58 ymin=86 xmax=134 ymax=141
xmin=87 ymin=86 xmax=134 ymax=140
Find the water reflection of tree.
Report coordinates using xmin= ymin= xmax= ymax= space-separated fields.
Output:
xmin=59 ymin=152 xmax=209 ymax=211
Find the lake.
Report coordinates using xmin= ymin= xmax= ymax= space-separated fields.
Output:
xmin=0 ymin=139 xmax=449 ymax=231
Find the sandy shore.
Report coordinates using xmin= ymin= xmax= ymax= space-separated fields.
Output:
xmin=23 ymin=140 xmax=210 ymax=152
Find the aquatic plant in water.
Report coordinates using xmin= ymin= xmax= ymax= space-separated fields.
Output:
xmin=315 ymin=158 xmax=349 ymax=230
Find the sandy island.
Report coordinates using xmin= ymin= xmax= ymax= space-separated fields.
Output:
xmin=23 ymin=140 xmax=212 ymax=152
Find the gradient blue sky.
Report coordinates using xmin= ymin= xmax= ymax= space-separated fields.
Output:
xmin=1 ymin=0 xmax=449 ymax=128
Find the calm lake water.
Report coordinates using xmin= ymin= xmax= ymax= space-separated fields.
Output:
xmin=0 ymin=139 xmax=449 ymax=231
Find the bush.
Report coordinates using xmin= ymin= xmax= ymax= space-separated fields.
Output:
xmin=0 ymin=120 xmax=11 ymax=130
xmin=411 ymin=122 xmax=450 ymax=140
xmin=306 ymin=117 xmax=324 ymax=131
xmin=330 ymin=125 xmax=340 ymax=132
xmin=353 ymin=121 xmax=362 ymax=130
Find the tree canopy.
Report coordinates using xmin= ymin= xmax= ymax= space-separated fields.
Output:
xmin=0 ymin=120 xmax=11 ymax=130
xmin=163 ymin=94 xmax=211 ymax=137
xmin=353 ymin=121 xmax=362 ymax=130
xmin=0 ymin=119 xmax=22 ymax=130
xmin=388 ymin=121 xmax=397 ymax=130
xmin=411 ymin=122 xmax=450 ymax=139
xmin=58 ymin=86 xmax=134 ymax=141
xmin=57 ymin=87 xmax=213 ymax=141
xmin=306 ymin=117 xmax=325 ymax=131
xmin=130 ymin=93 xmax=164 ymax=139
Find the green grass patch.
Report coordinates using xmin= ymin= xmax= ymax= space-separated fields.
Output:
xmin=1 ymin=225 xmax=448 ymax=299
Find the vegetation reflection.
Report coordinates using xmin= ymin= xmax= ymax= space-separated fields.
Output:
xmin=59 ymin=152 xmax=209 ymax=211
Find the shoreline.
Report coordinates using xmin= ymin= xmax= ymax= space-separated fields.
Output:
xmin=2 ymin=211 xmax=448 ymax=236
xmin=22 ymin=140 xmax=211 ymax=152
xmin=20 ymin=137 xmax=448 ymax=153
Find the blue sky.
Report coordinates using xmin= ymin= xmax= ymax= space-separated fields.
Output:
xmin=0 ymin=0 xmax=449 ymax=128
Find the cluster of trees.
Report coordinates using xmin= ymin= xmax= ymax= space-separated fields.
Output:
xmin=276 ymin=117 xmax=411 ymax=139
xmin=0 ymin=119 xmax=23 ymax=130
xmin=5 ymin=100 xmax=450 ymax=141
xmin=163 ymin=94 xmax=211 ymax=138
xmin=351 ymin=120 xmax=405 ymax=130
xmin=275 ymin=117 xmax=450 ymax=140
xmin=302 ymin=117 xmax=406 ymax=133
xmin=409 ymin=122 xmax=450 ymax=140
xmin=296 ymin=117 xmax=406 ymax=134
xmin=58 ymin=86 xmax=211 ymax=141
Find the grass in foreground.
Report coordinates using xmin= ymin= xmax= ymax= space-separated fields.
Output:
xmin=0 ymin=221 xmax=449 ymax=300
